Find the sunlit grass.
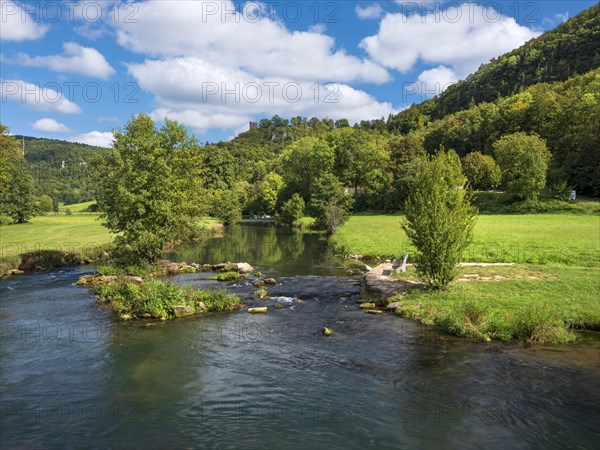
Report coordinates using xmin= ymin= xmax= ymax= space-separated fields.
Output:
xmin=332 ymin=214 xmax=600 ymax=266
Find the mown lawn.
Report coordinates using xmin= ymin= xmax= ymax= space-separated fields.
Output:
xmin=332 ymin=214 xmax=600 ymax=266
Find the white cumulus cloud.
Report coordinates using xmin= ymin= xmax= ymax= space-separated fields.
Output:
xmin=1 ymin=80 xmax=81 ymax=114
xmin=415 ymin=65 xmax=459 ymax=95
xmin=112 ymin=0 xmax=390 ymax=84
xmin=356 ymin=4 xmax=383 ymax=20
xmin=69 ymin=131 xmax=113 ymax=147
xmin=31 ymin=118 xmax=72 ymax=133
xmin=0 ymin=0 xmax=48 ymax=41
xmin=360 ymin=2 xmax=540 ymax=77
xmin=128 ymin=57 xmax=395 ymax=133
xmin=13 ymin=42 xmax=115 ymax=79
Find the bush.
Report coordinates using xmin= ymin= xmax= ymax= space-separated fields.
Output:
xmin=402 ymin=150 xmax=477 ymax=289
xmin=97 ymin=265 xmax=119 ymax=276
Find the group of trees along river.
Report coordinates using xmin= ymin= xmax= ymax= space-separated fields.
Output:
xmin=1 ymin=4 xmax=599 ymax=227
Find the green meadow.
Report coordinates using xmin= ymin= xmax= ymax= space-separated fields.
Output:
xmin=333 ymin=214 xmax=600 ymax=342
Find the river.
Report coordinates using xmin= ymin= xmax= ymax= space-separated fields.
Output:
xmin=1 ymin=223 xmax=599 ymax=449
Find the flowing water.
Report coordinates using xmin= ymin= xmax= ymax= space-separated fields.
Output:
xmin=1 ymin=223 xmax=599 ymax=449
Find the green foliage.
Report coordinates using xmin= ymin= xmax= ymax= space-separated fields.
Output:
xmin=402 ymin=150 xmax=477 ymax=289
xmin=254 ymin=287 xmax=269 ymax=299
xmin=310 ymin=173 xmax=354 ymax=234
xmin=0 ymin=125 xmax=36 ymax=223
xmin=280 ymin=193 xmax=305 ymax=225
xmin=210 ymin=271 xmax=247 ymax=282
xmin=212 ymin=189 xmax=242 ymax=225
xmin=461 ymin=152 xmax=501 ymax=190
xmin=256 ymin=172 xmax=284 ymax=215
xmin=428 ymin=4 xmax=600 ymax=118
xmin=97 ymin=265 xmax=119 ymax=276
xmin=92 ymin=115 xmax=206 ymax=264
xmin=279 ymin=137 xmax=335 ymax=199
xmin=37 ymin=195 xmax=54 ymax=214
xmin=493 ymin=132 xmax=551 ymax=201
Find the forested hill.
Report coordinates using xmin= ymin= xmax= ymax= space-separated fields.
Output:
xmin=15 ymin=136 xmax=108 ymax=204
xmin=388 ymin=4 xmax=600 ymax=131
xmin=16 ymin=136 xmax=107 ymax=166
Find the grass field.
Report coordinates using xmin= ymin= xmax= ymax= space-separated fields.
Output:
xmin=332 ymin=214 xmax=600 ymax=266
xmin=59 ymin=200 xmax=97 ymax=213
xmin=0 ymin=215 xmax=220 ymax=259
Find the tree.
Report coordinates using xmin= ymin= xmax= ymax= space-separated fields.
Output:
xmin=92 ymin=115 xmax=206 ymax=264
xmin=212 ymin=189 xmax=242 ymax=225
xmin=256 ymin=172 xmax=284 ymax=215
xmin=279 ymin=137 xmax=334 ymax=198
xmin=402 ymin=150 xmax=477 ymax=290
xmin=461 ymin=152 xmax=501 ymax=190
xmin=493 ymin=132 xmax=551 ymax=201
xmin=280 ymin=193 xmax=305 ymax=225
xmin=0 ymin=125 xmax=35 ymax=223
xmin=309 ymin=173 xmax=354 ymax=234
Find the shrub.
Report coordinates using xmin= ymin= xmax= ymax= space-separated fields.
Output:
xmin=97 ymin=265 xmax=119 ymax=276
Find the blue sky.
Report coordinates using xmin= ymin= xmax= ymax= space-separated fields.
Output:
xmin=0 ymin=0 xmax=596 ymax=146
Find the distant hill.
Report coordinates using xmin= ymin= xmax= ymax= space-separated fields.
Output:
xmin=16 ymin=136 xmax=108 ymax=205
xmin=388 ymin=4 xmax=600 ymax=132
xmin=16 ymin=136 xmax=107 ymax=166
xmin=431 ymin=4 xmax=600 ymax=118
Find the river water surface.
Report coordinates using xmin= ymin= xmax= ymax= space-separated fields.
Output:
xmin=1 ymin=223 xmax=599 ymax=449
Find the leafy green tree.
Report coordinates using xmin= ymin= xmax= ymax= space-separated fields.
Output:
xmin=402 ymin=150 xmax=477 ymax=290
xmin=327 ymin=128 xmax=389 ymax=199
xmin=493 ymin=132 xmax=551 ymax=201
xmin=461 ymin=152 xmax=501 ymax=190
xmin=309 ymin=173 xmax=354 ymax=234
xmin=279 ymin=137 xmax=335 ymax=198
xmin=92 ymin=115 xmax=206 ymax=264
xmin=0 ymin=125 xmax=35 ymax=223
xmin=212 ymin=189 xmax=242 ymax=225
xmin=280 ymin=193 xmax=305 ymax=225
xmin=256 ymin=172 xmax=284 ymax=215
